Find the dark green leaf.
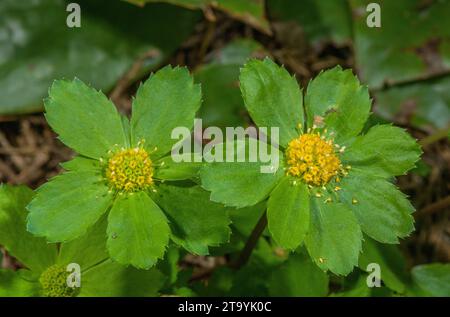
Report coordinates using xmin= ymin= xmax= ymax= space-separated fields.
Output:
xmin=0 ymin=185 xmax=57 ymax=274
xmin=358 ymin=237 xmax=408 ymax=293
xmin=152 ymin=185 xmax=230 ymax=255
xmin=0 ymin=269 xmax=40 ymax=297
xmin=351 ymin=0 xmax=450 ymax=89
xmin=79 ymin=259 xmax=165 ymax=297
xmin=57 ymin=216 xmax=109 ymax=272
xmin=410 ymin=263 xmax=450 ymax=297
xmin=268 ymin=252 xmax=329 ymax=296
xmin=0 ymin=0 xmax=199 ymax=115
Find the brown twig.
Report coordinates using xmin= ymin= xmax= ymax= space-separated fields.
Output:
xmin=419 ymin=196 xmax=450 ymax=216
xmin=230 ymin=211 xmax=268 ymax=269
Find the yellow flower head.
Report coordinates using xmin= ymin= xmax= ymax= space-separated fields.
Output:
xmin=39 ymin=265 xmax=77 ymax=297
xmin=285 ymin=131 xmax=342 ymax=186
xmin=105 ymin=147 xmax=154 ymax=192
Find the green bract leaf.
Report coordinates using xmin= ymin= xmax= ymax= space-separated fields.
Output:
xmin=60 ymin=156 xmax=101 ymax=172
xmin=44 ymin=78 xmax=127 ymax=159
xmin=0 ymin=185 xmax=57 ymax=273
xmin=0 ymin=270 xmax=40 ymax=297
xmin=79 ymin=260 xmax=165 ymax=297
xmin=107 ymin=192 xmax=169 ymax=269
xmin=267 ymin=177 xmax=310 ymax=250
xmin=27 ymin=171 xmax=113 ymax=242
xmin=240 ymin=58 xmax=304 ymax=147
xmin=410 ymin=263 xmax=450 ymax=297
xmin=154 ymin=154 xmax=202 ymax=181
xmin=131 ymin=66 xmax=201 ymax=158
xmin=200 ymin=139 xmax=284 ymax=208
xmin=341 ymin=125 xmax=422 ymax=177
xmin=152 ymin=184 xmax=231 ymax=255
xmin=305 ymin=199 xmax=362 ymax=275
xmin=268 ymin=252 xmax=329 ymax=296
xmin=339 ymin=172 xmax=415 ymax=244
xmin=305 ymin=66 xmax=370 ymax=143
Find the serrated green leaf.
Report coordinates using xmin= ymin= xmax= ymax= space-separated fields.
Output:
xmin=240 ymin=58 xmax=304 ymax=147
xmin=57 ymin=216 xmax=109 ymax=271
xmin=131 ymin=66 xmax=201 ymax=159
xmin=0 ymin=185 xmax=57 ymax=274
xmin=151 ymin=185 xmax=230 ymax=255
xmin=200 ymin=138 xmax=284 ymax=208
xmin=342 ymin=125 xmax=422 ymax=178
xmin=60 ymin=156 xmax=101 ymax=172
xmin=0 ymin=269 xmax=40 ymax=297
xmin=305 ymin=66 xmax=371 ymax=143
xmin=107 ymin=192 xmax=169 ymax=269
xmin=154 ymin=154 xmax=202 ymax=181
xmin=267 ymin=177 xmax=310 ymax=250
xmin=305 ymin=199 xmax=362 ymax=275
xmin=44 ymin=78 xmax=127 ymax=159
xmin=27 ymin=171 xmax=113 ymax=242
xmin=79 ymin=259 xmax=165 ymax=297
xmin=410 ymin=263 xmax=450 ymax=297
xmin=268 ymin=252 xmax=329 ymax=296
xmin=358 ymin=237 xmax=408 ymax=293
xmin=339 ymin=171 xmax=415 ymax=244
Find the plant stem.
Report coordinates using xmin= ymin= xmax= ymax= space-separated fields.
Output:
xmin=231 ymin=210 xmax=268 ymax=270
xmin=419 ymin=127 xmax=450 ymax=147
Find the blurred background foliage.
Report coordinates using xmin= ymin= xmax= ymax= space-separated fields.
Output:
xmin=0 ymin=0 xmax=449 ymax=296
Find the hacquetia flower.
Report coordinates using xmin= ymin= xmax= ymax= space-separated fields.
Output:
xmin=200 ymin=58 xmax=421 ymax=275
xmin=0 ymin=185 xmax=165 ymax=297
xmin=27 ymin=66 xmax=230 ymax=269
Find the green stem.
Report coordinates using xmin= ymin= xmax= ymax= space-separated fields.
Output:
xmin=419 ymin=127 xmax=450 ymax=147
xmin=231 ymin=211 xmax=268 ymax=269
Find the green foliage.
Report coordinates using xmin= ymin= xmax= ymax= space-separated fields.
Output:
xmin=26 ymin=67 xmax=231 ymax=269
xmin=200 ymin=138 xmax=284 ymax=208
xmin=195 ymin=39 xmax=263 ymax=128
xmin=126 ymin=0 xmax=270 ymax=34
xmin=240 ymin=58 xmax=304 ymax=147
xmin=0 ymin=0 xmax=199 ymax=115
xmin=200 ymin=58 xmax=421 ymax=276
xmin=0 ymin=185 xmax=166 ymax=297
xmin=409 ymin=264 xmax=450 ymax=297
xmin=350 ymin=0 xmax=450 ymax=89
xmin=267 ymin=0 xmax=352 ymax=44
xmin=267 ymin=177 xmax=309 ymax=250
xmin=268 ymin=252 xmax=329 ymax=296
xmin=131 ymin=65 xmax=201 ymax=158
xmin=305 ymin=66 xmax=371 ymax=144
